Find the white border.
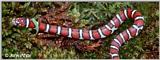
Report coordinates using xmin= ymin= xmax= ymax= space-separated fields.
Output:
xmin=1 ymin=0 xmax=160 ymax=2
xmin=158 ymin=1 xmax=160 ymax=59
xmin=0 ymin=0 xmax=1 ymax=59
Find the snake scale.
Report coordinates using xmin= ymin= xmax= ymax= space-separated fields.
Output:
xmin=12 ymin=8 xmax=144 ymax=59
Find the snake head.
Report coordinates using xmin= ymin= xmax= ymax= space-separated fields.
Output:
xmin=12 ymin=17 xmax=26 ymax=27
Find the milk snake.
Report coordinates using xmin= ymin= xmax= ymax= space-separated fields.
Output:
xmin=12 ymin=8 xmax=145 ymax=59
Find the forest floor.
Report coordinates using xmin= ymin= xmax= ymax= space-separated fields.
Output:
xmin=2 ymin=2 xmax=159 ymax=59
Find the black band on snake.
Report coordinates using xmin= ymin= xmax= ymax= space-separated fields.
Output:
xmin=12 ymin=8 xmax=145 ymax=59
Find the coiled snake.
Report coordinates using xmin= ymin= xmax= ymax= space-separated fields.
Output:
xmin=12 ymin=8 xmax=145 ymax=59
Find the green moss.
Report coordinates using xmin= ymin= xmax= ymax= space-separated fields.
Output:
xmin=2 ymin=2 xmax=159 ymax=59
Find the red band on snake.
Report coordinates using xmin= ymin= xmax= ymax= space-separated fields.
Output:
xmin=12 ymin=8 xmax=145 ymax=59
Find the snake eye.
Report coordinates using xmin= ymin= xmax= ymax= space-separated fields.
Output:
xmin=16 ymin=20 xmax=19 ymax=23
xmin=12 ymin=17 xmax=27 ymax=27
xmin=12 ymin=18 xmax=22 ymax=26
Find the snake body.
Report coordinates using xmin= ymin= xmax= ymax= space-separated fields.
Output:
xmin=12 ymin=8 xmax=144 ymax=59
